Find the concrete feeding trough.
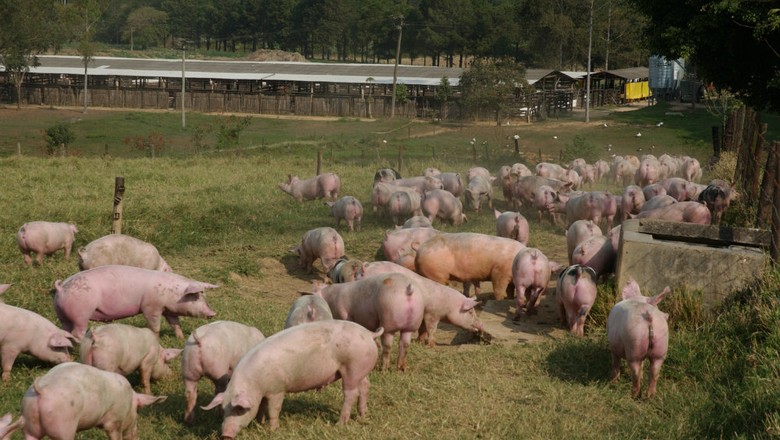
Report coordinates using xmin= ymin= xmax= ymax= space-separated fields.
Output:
xmin=615 ymin=219 xmax=771 ymax=307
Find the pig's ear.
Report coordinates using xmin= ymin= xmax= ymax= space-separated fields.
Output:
xmin=621 ymin=279 xmax=641 ymax=300
xmin=461 ymin=298 xmax=479 ymax=311
xmin=49 ymin=332 xmax=74 ymax=348
xmin=201 ymin=393 xmax=224 ymax=411
xmin=162 ymin=349 xmax=182 ymax=362
xmin=179 ymin=291 xmax=202 ymax=303
xmin=231 ymin=390 xmax=252 ymax=410
xmin=493 ymin=209 xmax=501 ymax=219
xmin=648 ymin=286 xmax=671 ymax=306
xmin=134 ymin=393 xmax=167 ymax=408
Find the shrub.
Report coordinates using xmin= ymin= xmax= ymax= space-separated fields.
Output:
xmin=561 ymin=135 xmax=600 ymax=164
xmin=43 ymin=122 xmax=75 ymax=155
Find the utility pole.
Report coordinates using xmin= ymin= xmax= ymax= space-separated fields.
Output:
xmin=585 ymin=0 xmax=594 ymax=123
xmin=181 ymin=43 xmax=186 ymax=129
xmin=390 ymin=15 xmax=404 ymax=118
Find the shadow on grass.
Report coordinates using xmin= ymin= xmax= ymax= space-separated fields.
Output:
xmin=544 ymin=336 xmax=612 ymax=385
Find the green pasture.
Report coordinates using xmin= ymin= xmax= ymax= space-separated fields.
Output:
xmin=0 ymin=102 xmax=777 ymax=439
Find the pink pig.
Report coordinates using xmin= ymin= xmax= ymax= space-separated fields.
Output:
xmin=421 ymin=189 xmax=467 ymax=226
xmin=494 ymin=209 xmax=529 ymax=245
xmin=79 ymin=323 xmax=181 ymax=394
xmin=566 ymin=220 xmax=602 ymax=265
xmin=0 ymin=284 xmax=76 ymax=382
xmin=637 ymin=200 xmax=712 ymax=224
xmin=283 ymin=295 xmax=333 ymax=328
xmin=53 ymin=265 xmax=218 ymax=341
xmin=19 ymin=362 xmax=166 ymax=440
xmin=77 ymin=234 xmax=171 ymax=272
xmin=556 ymin=264 xmax=598 ymax=337
xmin=0 ymin=413 xmax=23 ymax=439
xmin=326 ymin=196 xmax=363 ymax=232
xmin=278 ymin=173 xmax=340 ymax=201
xmin=512 ymin=248 xmax=559 ymax=319
xmin=182 ymin=320 xmax=267 ymax=425
xmin=292 ymin=226 xmax=345 ymax=273
xmin=17 ymin=221 xmax=78 ymax=266
xmin=381 ymin=227 xmax=440 ymax=269
xmin=607 ymin=279 xmax=670 ymax=398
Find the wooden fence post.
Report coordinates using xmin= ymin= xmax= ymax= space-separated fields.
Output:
xmin=772 ymin=149 xmax=780 ymax=264
xmin=111 ymin=177 xmax=125 ymax=234
xmin=316 ymin=147 xmax=323 ymax=175
xmin=398 ymin=145 xmax=404 ymax=174
xmin=757 ymin=141 xmax=779 ymax=228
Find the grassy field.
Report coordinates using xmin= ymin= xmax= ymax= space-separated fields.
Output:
xmin=0 ymin=102 xmax=778 ymax=439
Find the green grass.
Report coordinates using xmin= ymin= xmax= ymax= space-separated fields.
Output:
xmin=0 ymin=103 xmax=777 ymax=439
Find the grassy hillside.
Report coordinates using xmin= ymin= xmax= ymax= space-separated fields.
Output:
xmin=0 ymin=103 xmax=777 ymax=439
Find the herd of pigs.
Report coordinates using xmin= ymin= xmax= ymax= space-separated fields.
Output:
xmin=0 ymin=152 xmax=734 ymax=439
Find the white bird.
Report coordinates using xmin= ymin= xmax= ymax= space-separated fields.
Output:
xmin=656 ymin=122 xmax=664 ymax=127
xmin=603 ymin=123 xmax=608 ymax=127
xmin=553 ymin=136 xmax=558 ymax=139
xmin=636 ymin=132 xmax=642 ymax=137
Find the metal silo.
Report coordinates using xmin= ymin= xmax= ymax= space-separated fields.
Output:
xmin=649 ymin=56 xmax=685 ymax=98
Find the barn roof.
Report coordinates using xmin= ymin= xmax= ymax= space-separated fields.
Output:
xmin=5 ymin=55 xmax=465 ymax=87
xmin=592 ymin=67 xmax=649 ymax=81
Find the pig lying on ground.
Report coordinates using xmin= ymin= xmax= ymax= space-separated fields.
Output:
xmin=79 ymin=323 xmax=181 ymax=394
xmin=17 ymin=221 xmax=78 ymax=266
xmin=19 ymin=362 xmax=166 ymax=440
xmin=202 ymin=321 xmax=382 ymax=435
xmin=607 ymin=279 xmax=670 ymax=398
xmin=0 ymin=284 xmax=76 ymax=382
xmin=77 ymin=234 xmax=171 ymax=272
xmin=283 ymin=295 xmax=333 ymax=329
xmin=292 ymin=227 xmax=345 ymax=273
xmin=333 ymin=260 xmax=483 ymax=347
xmin=556 ymin=265 xmax=598 ymax=337
xmin=309 ymin=273 xmax=424 ymax=371
xmin=53 ymin=265 xmax=218 ymax=341
xmin=278 ymin=173 xmax=340 ymax=201
xmin=182 ymin=321 xmax=266 ymax=425
xmin=325 ymin=196 xmax=363 ymax=232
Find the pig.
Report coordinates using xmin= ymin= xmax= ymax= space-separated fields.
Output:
xmin=325 ymin=196 xmax=363 ymax=232
xmin=510 ymin=163 xmax=533 ymax=178
xmin=414 ymin=232 xmax=525 ymax=300
xmin=594 ymin=159 xmax=610 ymax=182
xmin=182 ymin=321 xmax=266 ymax=425
xmin=402 ymin=215 xmax=433 ymax=228
xmin=698 ymin=180 xmax=733 ymax=225
xmin=620 ymin=185 xmax=646 ymax=222
xmin=511 ymin=248 xmax=557 ymax=319
xmin=535 ymin=162 xmax=568 ymax=180
xmin=661 ymin=177 xmax=698 ymax=201
xmin=511 ymin=175 xmax=572 ymax=207
xmin=77 ymin=234 xmax=171 ymax=272
xmin=658 ymin=154 xmax=680 ymax=178
xmin=422 ymin=167 xmax=442 ymax=177
xmin=637 ymin=200 xmax=712 ymax=224
xmin=371 ymin=182 xmax=419 ymax=216
xmin=556 ymin=265 xmax=598 ymax=337
xmin=283 ymin=295 xmax=333 ymax=328
xmin=426 ymin=171 xmax=464 ymax=197
xmin=333 ymin=261 xmax=483 ymax=347
xmin=17 ymin=221 xmax=78 ymax=266
xmin=640 ymin=194 xmax=678 ymax=212
xmin=494 ymin=209 xmax=529 ymax=245
xmin=277 ymin=173 xmax=341 ymax=202
xmin=381 ymin=227 xmax=440 ymax=269
xmin=466 ymin=166 xmax=493 ymax=182
xmin=0 ymin=284 xmax=76 ymax=381
xmin=19 ymin=362 xmax=166 ymax=440
xmin=566 ymin=220 xmax=603 ymax=264
xmin=577 ymin=164 xmax=596 ymax=188
xmin=532 ymin=185 xmax=564 ymax=224
xmin=681 ymin=156 xmax=702 ymax=182
xmin=309 ymin=273 xmax=425 ymax=370
xmin=464 ymin=175 xmax=493 ymax=212
xmin=79 ymin=323 xmax=181 ymax=394
xmin=635 ymin=156 xmax=661 ymax=187
xmin=571 ymin=234 xmax=616 ymax=278
xmin=52 ymin=265 xmax=218 ymax=341
xmin=500 ymin=174 xmax=520 ymax=210
xmin=292 ymin=226 xmax=345 ymax=273
xmin=607 ymin=279 xmax=670 ymax=398
xmin=202 ymin=321 xmax=382 ymax=435
xmin=613 ymin=159 xmax=638 ymax=186
xmin=642 ymin=183 xmax=667 ymax=201
xmin=387 ymin=190 xmax=423 ymax=226
xmin=421 ymin=189 xmax=467 ymax=226
xmin=392 ymin=175 xmax=443 ymax=194
xmin=0 ymin=413 xmax=23 ymax=439
xmin=497 ymin=165 xmax=512 ymax=183
xmin=565 ymin=191 xmax=618 ymax=230
xmin=373 ymin=168 xmax=401 ymax=184
xmin=562 ymin=168 xmax=582 ymax=190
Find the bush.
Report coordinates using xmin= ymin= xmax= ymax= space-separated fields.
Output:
xmin=43 ymin=122 xmax=75 ymax=155
xmin=561 ymin=135 xmax=601 ymax=164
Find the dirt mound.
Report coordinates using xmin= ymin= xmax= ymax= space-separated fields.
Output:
xmin=244 ymin=49 xmax=307 ymax=62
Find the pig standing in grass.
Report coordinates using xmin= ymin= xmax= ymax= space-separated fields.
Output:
xmin=0 ymin=413 xmax=23 ymax=439
xmin=283 ymin=295 xmax=333 ymax=329
xmin=17 ymin=221 xmax=78 ymax=266
xmin=77 ymin=234 xmax=171 ymax=272
xmin=53 ymin=265 xmax=218 ymax=341
xmin=381 ymin=227 xmax=440 ymax=270
xmin=421 ymin=189 xmax=467 ymax=226
xmin=464 ymin=175 xmax=493 ymax=212
xmin=202 ymin=320 xmax=382 ymax=435
xmin=512 ymin=248 xmax=559 ymax=318
xmin=566 ymin=220 xmax=602 ymax=264
xmin=182 ymin=321 xmax=266 ymax=425
xmin=292 ymin=227 xmax=345 ymax=273
xmin=19 ymin=362 xmax=166 ymax=440
xmin=387 ymin=190 xmax=423 ymax=226
xmin=0 ymin=284 xmax=77 ymax=382
xmin=556 ymin=265 xmax=598 ymax=337
xmin=277 ymin=173 xmax=340 ymax=201
xmin=326 ymin=196 xmax=363 ymax=232
xmin=79 ymin=323 xmax=182 ymax=394
xmin=310 ymin=273 xmax=424 ymax=371
xmin=607 ymin=279 xmax=670 ymax=398
xmin=494 ymin=209 xmax=529 ymax=245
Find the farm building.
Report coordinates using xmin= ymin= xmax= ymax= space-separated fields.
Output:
xmin=590 ymin=67 xmax=651 ymax=104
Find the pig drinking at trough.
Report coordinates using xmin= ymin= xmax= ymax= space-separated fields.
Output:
xmin=201 ymin=320 xmax=382 ymax=435
xmin=79 ymin=323 xmax=181 ymax=394
xmin=511 ymin=248 xmax=558 ymax=319
xmin=325 ymin=196 xmax=363 ymax=231
xmin=421 ymin=189 xmax=467 ymax=226
xmin=332 ymin=260 xmax=483 ymax=347
xmin=52 ymin=265 xmax=218 ymax=341
xmin=698 ymin=180 xmax=734 ymax=225
xmin=292 ymin=227 xmax=345 ymax=273
xmin=77 ymin=234 xmax=171 ymax=272
xmin=182 ymin=321 xmax=267 ymax=425
xmin=0 ymin=284 xmax=76 ymax=382
xmin=19 ymin=362 xmax=166 ymax=440
xmin=570 ymin=234 xmax=616 ymax=278
xmin=607 ymin=279 xmax=670 ymax=398
xmin=415 ymin=232 xmax=525 ymax=299
xmin=494 ymin=209 xmax=529 ymax=245
xmin=309 ymin=273 xmax=424 ymax=370
xmin=556 ymin=265 xmax=598 ymax=337
xmin=283 ymin=295 xmax=333 ymax=329
xmin=277 ymin=173 xmax=340 ymax=201
xmin=17 ymin=221 xmax=78 ymax=266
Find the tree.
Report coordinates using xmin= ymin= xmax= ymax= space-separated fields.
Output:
xmin=434 ymin=76 xmax=453 ymax=119
xmin=121 ymin=6 xmax=169 ymax=49
xmin=62 ymin=0 xmax=106 ymax=114
xmin=628 ymin=0 xmax=780 ymax=110
xmin=0 ymin=0 xmax=63 ymax=109
xmin=459 ymin=57 xmax=528 ymax=125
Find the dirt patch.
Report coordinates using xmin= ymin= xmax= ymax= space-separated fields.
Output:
xmin=243 ymin=49 xmax=307 ymax=62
